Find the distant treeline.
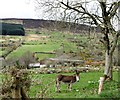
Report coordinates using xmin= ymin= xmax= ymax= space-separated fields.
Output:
xmin=0 ymin=23 xmax=25 ymax=36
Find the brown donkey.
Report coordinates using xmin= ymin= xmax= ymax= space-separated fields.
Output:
xmin=56 ymin=70 xmax=80 ymax=92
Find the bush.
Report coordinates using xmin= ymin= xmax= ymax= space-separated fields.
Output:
xmin=18 ymin=51 xmax=37 ymax=69
xmin=1 ymin=67 xmax=31 ymax=99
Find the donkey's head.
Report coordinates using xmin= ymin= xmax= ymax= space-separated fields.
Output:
xmin=75 ymin=70 xmax=80 ymax=82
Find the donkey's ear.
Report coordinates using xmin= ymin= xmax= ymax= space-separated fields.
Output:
xmin=75 ymin=69 xmax=80 ymax=73
xmin=74 ymin=69 xmax=77 ymax=72
xmin=75 ymin=69 xmax=78 ymax=72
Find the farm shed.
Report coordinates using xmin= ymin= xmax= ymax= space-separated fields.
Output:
xmin=0 ymin=23 xmax=25 ymax=36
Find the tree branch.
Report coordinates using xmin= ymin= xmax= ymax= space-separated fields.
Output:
xmin=92 ymin=14 xmax=103 ymax=23
xmin=107 ymin=2 xmax=116 ymax=14
xmin=109 ymin=1 xmax=120 ymax=18
xmin=99 ymin=1 xmax=108 ymax=18
xmin=60 ymin=1 xmax=100 ymax=26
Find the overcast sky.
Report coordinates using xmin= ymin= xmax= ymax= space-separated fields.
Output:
xmin=0 ymin=0 xmax=39 ymax=19
xmin=0 ymin=0 xmax=119 ymax=30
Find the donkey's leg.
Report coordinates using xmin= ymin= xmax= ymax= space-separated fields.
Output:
xmin=56 ymin=80 xmax=61 ymax=92
xmin=68 ymin=84 xmax=70 ymax=90
xmin=69 ymin=83 xmax=72 ymax=91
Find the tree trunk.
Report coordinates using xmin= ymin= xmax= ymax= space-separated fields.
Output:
xmin=114 ymin=43 xmax=120 ymax=66
xmin=12 ymin=77 xmax=21 ymax=99
xmin=118 ymin=44 xmax=120 ymax=66
xmin=21 ymin=87 xmax=29 ymax=100
xmin=12 ymin=88 xmax=21 ymax=99
xmin=107 ymin=65 xmax=112 ymax=80
xmin=12 ymin=77 xmax=28 ymax=99
xmin=104 ymin=50 xmax=113 ymax=80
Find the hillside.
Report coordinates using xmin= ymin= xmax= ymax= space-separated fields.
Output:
xmin=1 ymin=18 xmax=100 ymax=33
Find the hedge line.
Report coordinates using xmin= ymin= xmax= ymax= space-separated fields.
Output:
xmin=0 ymin=23 xmax=25 ymax=36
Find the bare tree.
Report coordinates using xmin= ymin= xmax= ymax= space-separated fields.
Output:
xmin=35 ymin=0 xmax=120 ymax=79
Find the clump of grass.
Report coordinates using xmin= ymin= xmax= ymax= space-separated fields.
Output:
xmin=99 ymin=80 xmax=119 ymax=98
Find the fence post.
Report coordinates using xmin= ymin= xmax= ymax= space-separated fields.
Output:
xmin=98 ymin=77 xmax=105 ymax=94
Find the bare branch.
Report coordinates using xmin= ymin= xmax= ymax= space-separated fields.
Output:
xmin=107 ymin=2 xmax=116 ymax=14
xmin=109 ymin=1 xmax=120 ymax=18
xmin=60 ymin=1 xmax=99 ymax=26
xmin=99 ymin=1 xmax=109 ymax=23
xmin=92 ymin=14 xmax=103 ymax=23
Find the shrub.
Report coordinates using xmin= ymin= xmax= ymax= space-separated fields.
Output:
xmin=18 ymin=51 xmax=37 ymax=69
xmin=1 ymin=67 xmax=31 ymax=99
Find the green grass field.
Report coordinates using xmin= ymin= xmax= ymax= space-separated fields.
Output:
xmin=28 ymin=71 xmax=119 ymax=98
xmin=7 ymin=43 xmax=59 ymax=59
xmin=2 ymin=30 xmax=103 ymax=62
xmin=6 ymin=31 xmax=82 ymax=60
xmin=0 ymin=30 xmax=119 ymax=98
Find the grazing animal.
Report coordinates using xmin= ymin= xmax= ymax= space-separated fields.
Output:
xmin=56 ymin=70 xmax=80 ymax=92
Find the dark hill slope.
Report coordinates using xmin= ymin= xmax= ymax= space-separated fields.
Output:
xmin=1 ymin=18 xmax=100 ymax=33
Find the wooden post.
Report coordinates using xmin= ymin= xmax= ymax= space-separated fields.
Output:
xmin=98 ymin=77 xmax=105 ymax=94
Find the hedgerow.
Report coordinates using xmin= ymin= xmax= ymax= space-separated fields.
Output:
xmin=0 ymin=23 xmax=25 ymax=36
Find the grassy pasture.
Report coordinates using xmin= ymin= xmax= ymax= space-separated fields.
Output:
xmin=1 ymin=67 xmax=118 ymax=98
xmin=6 ymin=44 xmax=59 ymax=59
xmin=28 ymin=71 xmax=118 ymax=98
xmin=0 ymin=30 xmax=119 ymax=98
xmin=2 ymin=30 xmax=104 ymax=62
xmin=0 ymin=35 xmax=23 ymax=57
xmin=6 ymin=31 xmax=83 ymax=60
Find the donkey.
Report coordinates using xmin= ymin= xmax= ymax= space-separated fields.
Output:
xmin=56 ymin=70 xmax=80 ymax=92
